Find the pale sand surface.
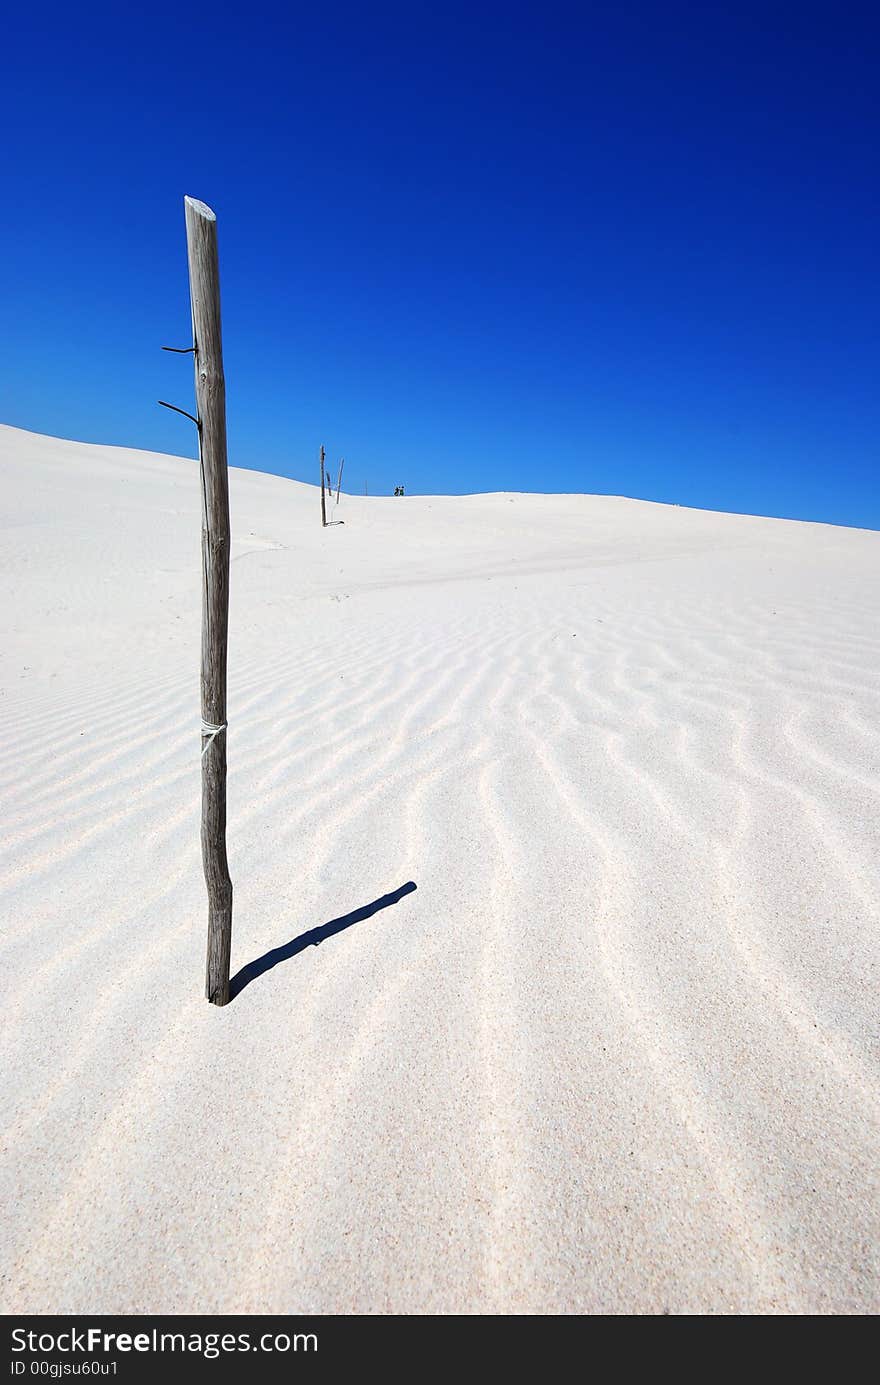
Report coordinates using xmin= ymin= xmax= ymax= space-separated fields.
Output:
xmin=1 ymin=423 xmax=878 ymax=1314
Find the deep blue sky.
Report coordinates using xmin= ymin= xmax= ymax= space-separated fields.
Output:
xmin=1 ymin=2 xmax=878 ymax=526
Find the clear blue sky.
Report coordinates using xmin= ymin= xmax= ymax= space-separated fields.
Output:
xmin=1 ymin=2 xmax=877 ymax=527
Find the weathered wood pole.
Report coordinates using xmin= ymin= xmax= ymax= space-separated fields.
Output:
xmin=185 ymin=195 xmax=233 ymax=1007
xmin=320 ymin=445 xmax=327 ymax=527
xmin=335 ymin=457 xmax=344 ymax=505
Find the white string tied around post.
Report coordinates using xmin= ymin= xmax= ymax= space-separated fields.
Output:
xmin=201 ymin=719 xmax=227 ymax=758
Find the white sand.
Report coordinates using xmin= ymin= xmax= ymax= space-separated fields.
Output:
xmin=1 ymin=422 xmax=878 ymax=1315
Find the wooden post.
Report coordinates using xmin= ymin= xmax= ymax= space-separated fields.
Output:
xmin=320 ymin=445 xmax=327 ymax=527
xmin=185 ymin=195 xmax=233 ymax=1007
xmin=335 ymin=457 xmax=344 ymax=505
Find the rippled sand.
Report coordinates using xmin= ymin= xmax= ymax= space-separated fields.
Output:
xmin=1 ymin=424 xmax=878 ymax=1314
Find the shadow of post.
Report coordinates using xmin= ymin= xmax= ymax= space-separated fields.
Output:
xmin=229 ymin=881 xmax=417 ymax=1001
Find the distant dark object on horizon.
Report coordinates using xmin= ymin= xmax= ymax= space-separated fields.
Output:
xmin=394 ymin=484 xmax=406 ymax=496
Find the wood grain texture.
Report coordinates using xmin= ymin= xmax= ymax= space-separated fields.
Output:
xmin=185 ymin=195 xmax=233 ymax=1006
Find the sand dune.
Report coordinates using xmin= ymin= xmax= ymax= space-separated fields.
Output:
xmin=1 ymin=423 xmax=878 ymax=1314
